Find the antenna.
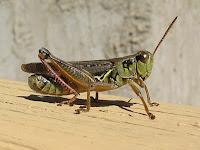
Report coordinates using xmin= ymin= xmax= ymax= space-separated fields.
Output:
xmin=153 ymin=16 xmax=178 ymax=56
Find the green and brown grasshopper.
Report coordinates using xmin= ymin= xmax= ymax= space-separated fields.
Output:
xmin=21 ymin=16 xmax=177 ymax=119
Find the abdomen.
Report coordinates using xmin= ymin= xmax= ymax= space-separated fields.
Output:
xmin=28 ymin=74 xmax=71 ymax=95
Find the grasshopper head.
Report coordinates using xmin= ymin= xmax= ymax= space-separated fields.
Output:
xmin=136 ymin=16 xmax=178 ymax=80
xmin=135 ymin=50 xmax=153 ymax=80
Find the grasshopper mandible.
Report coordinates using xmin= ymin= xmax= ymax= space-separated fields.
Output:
xmin=21 ymin=16 xmax=177 ymax=119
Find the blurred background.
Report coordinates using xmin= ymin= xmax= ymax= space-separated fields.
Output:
xmin=0 ymin=0 xmax=200 ymax=106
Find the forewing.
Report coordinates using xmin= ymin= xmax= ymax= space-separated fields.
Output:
xmin=69 ymin=60 xmax=114 ymax=76
xmin=22 ymin=58 xmax=116 ymax=76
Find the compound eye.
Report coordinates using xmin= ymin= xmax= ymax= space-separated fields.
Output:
xmin=136 ymin=53 xmax=149 ymax=63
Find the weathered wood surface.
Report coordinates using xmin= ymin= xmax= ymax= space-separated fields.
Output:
xmin=1 ymin=0 xmax=200 ymax=105
xmin=0 ymin=79 xmax=199 ymax=150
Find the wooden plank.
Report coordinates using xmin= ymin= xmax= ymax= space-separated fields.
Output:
xmin=0 ymin=79 xmax=199 ymax=150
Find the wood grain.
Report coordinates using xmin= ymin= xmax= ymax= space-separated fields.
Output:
xmin=0 ymin=79 xmax=199 ymax=150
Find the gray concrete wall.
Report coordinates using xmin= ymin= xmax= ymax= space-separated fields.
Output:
xmin=0 ymin=0 xmax=199 ymax=106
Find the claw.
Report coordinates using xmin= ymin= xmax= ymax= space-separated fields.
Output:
xmin=75 ymin=107 xmax=89 ymax=114
xmin=149 ymin=113 xmax=155 ymax=120
xmin=75 ymin=109 xmax=80 ymax=114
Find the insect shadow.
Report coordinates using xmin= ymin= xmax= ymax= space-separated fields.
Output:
xmin=19 ymin=94 xmax=139 ymax=107
xmin=18 ymin=94 xmax=144 ymax=110
xmin=18 ymin=95 xmax=146 ymax=116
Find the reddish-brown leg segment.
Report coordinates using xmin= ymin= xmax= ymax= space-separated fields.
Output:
xmin=40 ymin=58 xmax=79 ymax=106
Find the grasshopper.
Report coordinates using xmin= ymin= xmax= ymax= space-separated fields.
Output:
xmin=21 ymin=16 xmax=177 ymax=119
